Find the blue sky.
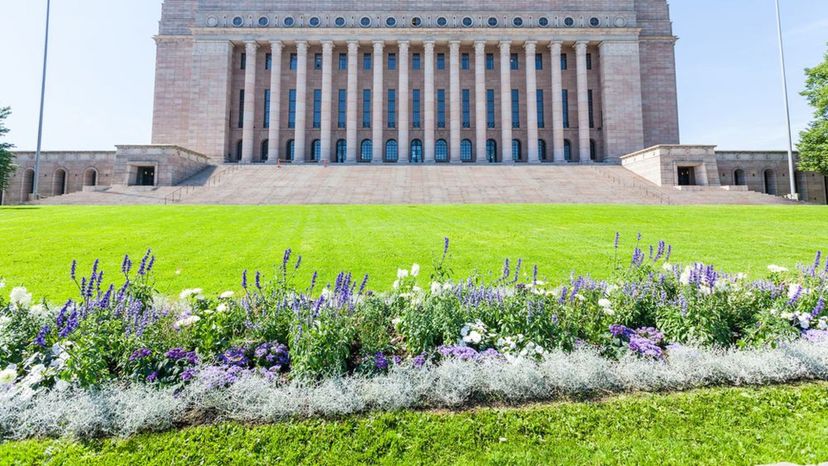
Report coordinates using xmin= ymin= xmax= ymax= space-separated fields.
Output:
xmin=1 ymin=1 xmax=826 ymax=151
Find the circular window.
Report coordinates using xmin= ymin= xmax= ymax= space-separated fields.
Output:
xmin=411 ymin=16 xmax=422 ymax=27
xmin=283 ymin=16 xmax=295 ymax=27
xmin=335 ymin=17 xmax=346 ymax=27
xmin=564 ymin=17 xmax=575 ymax=27
xmin=436 ymin=16 xmax=448 ymax=27
xmin=386 ymin=17 xmax=397 ymax=27
xmin=462 ymin=16 xmax=473 ymax=27
xmin=308 ymin=16 xmax=321 ymax=27
xmin=232 ymin=16 xmax=244 ymax=27
xmin=360 ymin=16 xmax=372 ymax=27
xmin=590 ymin=17 xmax=600 ymax=27
xmin=614 ymin=17 xmax=627 ymax=28
xmin=513 ymin=17 xmax=524 ymax=27
xmin=487 ymin=17 xmax=498 ymax=27
xmin=538 ymin=17 xmax=549 ymax=27
xmin=207 ymin=16 xmax=219 ymax=27
xmin=257 ymin=16 xmax=269 ymax=27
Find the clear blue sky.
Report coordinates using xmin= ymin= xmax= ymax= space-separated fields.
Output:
xmin=1 ymin=1 xmax=826 ymax=151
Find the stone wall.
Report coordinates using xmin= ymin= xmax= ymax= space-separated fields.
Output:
xmin=620 ymin=145 xmax=719 ymax=187
xmin=716 ymin=151 xmax=828 ymax=204
xmin=1 ymin=152 xmax=116 ymax=205
xmin=113 ymin=145 xmax=213 ymax=186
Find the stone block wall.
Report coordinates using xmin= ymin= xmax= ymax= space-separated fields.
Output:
xmin=1 ymin=152 xmax=116 ymax=205
xmin=113 ymin=145 xmax=213 ymax=186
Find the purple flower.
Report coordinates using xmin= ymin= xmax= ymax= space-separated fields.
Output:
xmin=147 ymin=371 xmax=158 ymax=383
xmin=803 ymin=330 xmax=828 ymax=343
xmin=129 ymin=347 xmax=152 ymax=361
xmin=635 ymin=327 xmax=665 ymax=345
xmin=629 ymin=335 xmax=663 ymax=359
xmin=412 ymin=354 xmax=427 ymax=368
xmin=165 ymin=348 xmax=199 ymax=365
xmin=294 ymin=255 xmax=302 ymax=271
xmin=374 ymin=352 xmax=389 ymax=371
xmin=138 ymin=249 xmax=152 ymax=276
xmin=70 ymin=260 xmax=77 ymax=281
xmin=255 ymin=271 xmax=262 ymax=290
xmin=34 ymin=325 xmax=50 ymax=347
xmin=442 ymin=237 xmax=450 ymax=259
xmin=241 ymin=270 xmax=248 ymax=289
xmin=610 ymin=324 xmax=633 ymax=338
xmin=614 ymin=232 xmax=620 ymax=250
xmin=180 ymin=368 xmax=197 ymax=382
xmin=219 ymin=347 xmax=250 ymax=367
xmin=812 ymin=297 xmax=825 ymax=318
xmin=121 ymin=254 xmax=132 ymax=275
xmin=283 ymin=249 xmax=292 ymax=270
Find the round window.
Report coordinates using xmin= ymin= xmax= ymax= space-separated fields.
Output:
xmin=308 ymin=17 xmax=321 ymax=27
xmin=462 ymin=16 xmax=473 ymax=27
xmin=538 ymin=17 xmax=549 ymax=27
xmin=564 ymin=17 xmax=575 ymax=27
xmin=283 ymin=16 xmax=295 ymax=27
xmin=360 ymin=16 xmax=372 ymax=27
xmin=207 ymin=16 xmax=219 ymax=27
xmin=436 ymin=16 xmax=448 ymax=27
xmin=232 ymin=16 xmax=244 ymax=27
xmin=335 ymin=17 xmax=346 ymax=27
xmin=487 ymin=17 xmax=498 ymax=27
xmin=411 ymin=17 xmax=422 ymax=27
xmin=590 ymin=17 xmax=600 ymax=27
xmin=257 ymin=16 xmax=269 ymax=27
xmin=513 ymin=17 xmax=524 ymax=27
xmin=386 ymin=17 xmax=397 ymax=27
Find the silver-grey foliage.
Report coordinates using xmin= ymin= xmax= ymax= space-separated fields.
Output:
xmin=2 ymin=340 xmax=826 ymax=440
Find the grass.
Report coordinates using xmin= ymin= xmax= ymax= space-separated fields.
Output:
xmin=1 ymin=204 xmax=827 ymax=300
xmin=1 ymin=382 xmax=826 ymax=465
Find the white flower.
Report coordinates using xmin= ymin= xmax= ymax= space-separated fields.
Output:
xmin=219 ymin=291 xmax=235 ymax=299
xmin=397 ymin=269 xmax=409 ymax=280
xmin=392 ymin=280 xmax=400 ymax=289
xmin=431 ymin=282 xmax=442 ymax=294
xmin=29 ymin=304 xmax=51 ymax=321
xmin=818 ymin=318 xmax=828 ymax=330
xmin=798 ymin=314 xmax=812 ymax=329
xmin=734 ymin=273 xmax=748 ymax=281
xmin=0 ymin=316 xmax=11 ymax=333
xmin=463 ymin=330 xmax=483 ymax=345
xmin=216 ymin=303 xmax=228 ymax=313
xmin=780 ymin=312 xmax=794 ymax=321
xmin=662 ymin=263 xmax=674 ymax=272
xmin=174 ymin=315 xmax=201 ymax=329
xmin=574 ymin=294 xmax=586 ymax=302
xmin=679 ymin=267 xmax=692 ymax=285
xmin=0 ymin=279 xmax=5 ymax=289
xmin=787 ymin=284 xmax=802 ymax=300
xmin=768 ymin=265 xmax=789 ymax=273
xmin=0 ymin=366 xmax=16 ymax=385
xmin=9 ymin=287 xmax=33 ymax=309
xmin=178 ymin=288 xmax=203 ymax=300
xmin=605 ymin=284 xmax=619 ymax=294
xmin=412 ymin=286 xmax=422 ymax=293
xmin=604 ymin=308 xmax=616 ymax=316
xmin=598 ymin=298 xmax=612 ymax=309
xmin=410 ymin=264 xmax=420 ymax=277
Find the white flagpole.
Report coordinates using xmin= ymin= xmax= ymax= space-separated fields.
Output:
xmin=32 ymin=0 xmax=51 ymax=200
xmin=774 ymin=0 xmax=798 ymax=199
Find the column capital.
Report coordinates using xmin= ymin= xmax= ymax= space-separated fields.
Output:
xmin=347 ymin=41 xmax=359 ymax=52
xmin=423 ymin=40 xmax=435 ymax=50
xmin=499 ymin=40 xmax=512 ymax=51
xmin=449 ymin=40 xmax=461 ymax=49
xmin=245 ymin=41 xmax=259 ymax=52
xmin=270 ymin=40 xmax=284 ymax=51
xmin=474 ymin=40 xmax=486 ymax=52
xmin=398 ymin=40 xmax=410 ymax=50
xmin=524 ymin=41 xmax=537 ymax=54
xmin=321 ymin=40 xmax=334 ymax=51
xmin=575 ymin=41 xmax=589 ymax=51
xmin=296 ymin=41 xmax=308 ymax=52
xmin=549 ymin=41 xmax=563 ymax=51
xmin=372 ymin=40 xmax=385 ymax=52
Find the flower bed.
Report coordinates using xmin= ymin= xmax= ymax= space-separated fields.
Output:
xmin=0 ymin=235 xmax=827 ymax=438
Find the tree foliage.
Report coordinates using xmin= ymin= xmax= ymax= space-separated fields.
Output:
xmin=0 ymin=107 xmax=15 ymax=194
xmin=798 ymin=46 xmax=828 ymax=175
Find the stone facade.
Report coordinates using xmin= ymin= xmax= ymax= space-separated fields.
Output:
xmin=2 ymin=151 xmax=116 ymax=205
xmin=150 ymin=0 xmax=681 ymax=164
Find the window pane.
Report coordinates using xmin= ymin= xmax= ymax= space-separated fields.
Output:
xmin=339 ymin=53 xmax=348 ymax=70
xmin=437 ymin=89 xmax=446 ymax=128
xmin=412 ymin=89 xmax=421 ymax=128
xmin=486 ymin=53 xmax=494 ymax=70
xmin=511 ymin=89 xmax=520 ymax=128
xmin=288 ymin=89 xmax=296 ymax=128
xmin=510 ymin=53 xmax=519 ymax=70
xmin=265 ymin=53 xmax=272 ymax=70
xmin=238 ymin=90 xmax=245 ymax=128
xmin=536 ymin=90 xmax=545 ymax=129
xmin=264 ymin=89 xmax=271 ymax=128
xmin=562 ymin=89 xmax=569 ymax=128
xmin=364 ymin=53 xmax=372 ymax=70
xmin=461 ymin=53 xmax=470 ymax=70
xmin=535 ymin=53 xmax=543 ymax=70
xmin=413 ymin=53 xmax=421 ymax=70
xmin=462 ymin=89 xmax=471 ymax=128
xmin=338 ymin=89 xmax=347 ymax=128
xmin=362 ymin=89 xmax=371 ymax=128
xmin=290 ymin=53 xmax=297 ymax=70
xmin=437 ymin=53 xmax=445 ymax=70
xmin=560 ymin=53 xmax=567 ymax=70
xmin=388 ymin=89 xmax=396 ymax=129
xmin=388 ymin=53 xmax=397 ymax=70
xmin=486 ymin=89 xmax=495 ymax=128
xmin=313 ymin=89 xmax=322 ymax=128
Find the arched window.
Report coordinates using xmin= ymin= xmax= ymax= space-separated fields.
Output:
xmin=360 ymin=139 xmax=373 ymax=162
xmin=435 ymin=139 xmax=448 ymax=162
xmin=538 ymin=140 xmax=547 ymax=161
xmin=312 ymin=139 xmax=321 ymax=162
xmin=336 ymin=139 xmax=347 ymax=163
xmin=260 ymin=140 xmax=269 ymax=162
xmin=486 ymin=139 xmax=497 ymax=163
xmin=460 ymin=139 xmax=473 ymax=162
xmin=764 ymin=169 xmax=777 ymax=195
xmin=52 ymin=169 xmax=67 ymax=196
xmin=83 ymin=168 xmax=98 ymax=187
xmin=22 ymin=169 xmax=35 ymax=196
xmin=564 ymin=139 xmax=572 ymax=162
xmin=511 ymin=139 xmax=521 ymax=162
xmin=590 ymin=139 xmax=597 ymax=161
xmin=385 ymin=139 xmax=398 ymax=162
xmin=733 ymin=169 xmax=746 ymax=186
xmin=410 ymin=139 xmax=423 ymax=163
xmin=235 ymin=140 xmax=243 ymax=162
xmin=286 ymin=140 xmax=295 ymax=161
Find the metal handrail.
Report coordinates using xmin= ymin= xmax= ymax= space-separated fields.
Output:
xmin=163 ymin=164 xmax=241 ymax=205
xmin=593 ymin=166 xmax=673 ymax=205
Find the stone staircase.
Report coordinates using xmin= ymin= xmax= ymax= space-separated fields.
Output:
xmin=36 ymin=163 xmax=799 ymax=206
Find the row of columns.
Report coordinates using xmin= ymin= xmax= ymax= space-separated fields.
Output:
xmin=241 ymin=39 xmax=593 ymax=164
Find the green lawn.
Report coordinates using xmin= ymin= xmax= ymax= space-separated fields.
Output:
xmin=1 ymin=204 xmax=827 ymax=300
xmin=2 ymin=383 xmax=826 ymax=465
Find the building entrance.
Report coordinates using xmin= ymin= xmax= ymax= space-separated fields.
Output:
xmin=677 ymin=167 xmax=695 ymax=186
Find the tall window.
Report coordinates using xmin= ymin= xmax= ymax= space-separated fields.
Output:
xmin=241 ymin=53 xmax=246 ymax=70
xmin=288 ymin=89 xmax=297 ymax=128
xmin=314 ymin=53 xmax=322 ymax=70
xmin=590 ymin=139 xmax=597 ymax=161
xmin=536 ymin=90 xmax=545 ymax=129
xmin=512 ymin=139 xmax=521 ymax=162
xmin=362 ymin=89 xmax=371 ymax=128
xmin=437 ymin=89 xmax=446 ymax=128
xmin=338 ymin=89 xmax=347 ymax=129
xmin=486 ymin=139 xmax=497 ymax=163
xmin=535 ymin=53 xmax=543 ymax=70
xmin=538 ymin=139 xmax=547 ymax=161
xmin=261 ymin=140 xmax=269 ymax=162
xmin=437 ymin=53 xmax=446 ymax=70
xmin=435 ymin=139 xmax=448 ymax=162
xmin=385 ymin=139 xmax=398 ymax=162
xmin=510 ymin=53 xmax=519 ymax=70
xmin=511 ymin=89 xmax=520 ymax=128
xmin=265 ymin=53 xmax=272 ymax=70
xmin=363 ymin=53 xmax=372 ymax=70
xmin=486 ymin=53 xmax=494 ymax=70
xmin=312 ymin=89 xmax=322 ymax=129
xmin=360 ymin=139 xmax=373 ymax=162
xmin=460 ymin=139 xmax=473 ymax=162
xmin=564 ymin=139 xmax=572 ymax=161
xmin=312 ymin=140 xmax=321 ymax=161
xmin=462 ymin=89 xmax=471 ymax=128
xmin=238 ymin=90 xmax=245 ymax=128
xmin=339 ymin=53 xmax=348 ymax=70
xmin=560 ymin=53 xmax=568 ymax=70
xmin=562 ymin=90 xmax=570 ymax=128
xmin=263 ymin=89 xmax=271 ymax=128
xmin=286 ymin=140 xmax=295 ymax=161
xmin=410 ymin=139 xmax=423 ymax=163
xmin=290 ymin=53 xmax=297 ymax=70
xmin=388 ymin=89 xmax=396 ymax=129
xmin=486 ymin=89 xmax=495 ymax=128
xmin=336 ymin=140 xmax=347 ymax=163
xmin=461 ymin=53 xmax=470 ymax=70
xmin=412 ymin=53 xmax=421 ymax=70
xmin=412 ymin=89 xmax=421 ymax=128
xmin=586 ymin=53 xmax=593 ymax=70
xmin=588 ymin=90 xmax=595 ymax=128
xmin=388 ymin=53 xmax=397 ymax=70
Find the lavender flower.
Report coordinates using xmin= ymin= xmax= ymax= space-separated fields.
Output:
xmin=220 ymin=347 xmax=250 ymax=367
xmin=138 ymin=249 xmax=152 ymax=276
xmin=147 ymin=371 xmax=158 ymax=383
xmin=34 ymin=325 xmax=50 ymax=347
xmin=610 ymin=324 xmax=633 ymax=338
xmin=165 ymin=348 xmax=199 ymax=365
xmin=374 ymin=352 xmax=389 ymax=371
xmin=628 ymin=335 xmax=664 ymax=359
xmin=70 ymin=260 xmax=77 ymax=281
xmin=129 ymin=348 xmax=152 ymax=362
xmin=180 ymin=368 xmax=197 ymax=382
xmin=241 ymin=270 xmax=248 ymax=289
xmin=812 ymin=297 xmax=825 ymax=318
xmin=255 ymin=271 xmax=262 ymax=290
xmin=412 ymin=354 xmax=427 ymax=368
xmin=614 ymin=232 xmax=620 ymax=250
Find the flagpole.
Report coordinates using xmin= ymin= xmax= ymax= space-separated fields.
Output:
xmin=32 ymin=0 xmax=51 ymax=200
xmin=774 ymin=0 xmax=798 ymax=199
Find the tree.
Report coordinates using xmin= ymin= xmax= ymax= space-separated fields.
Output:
xmin=0 ymin=107 xmax=16 ymax=197
xmin=798 ymin=46 xmax=828 ymax=175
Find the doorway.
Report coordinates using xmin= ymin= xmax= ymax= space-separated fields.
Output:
xmin=137 ymin=166 xmax=155 ymax=186
xmin=677 ymin=167 xmax=696 ymax=186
